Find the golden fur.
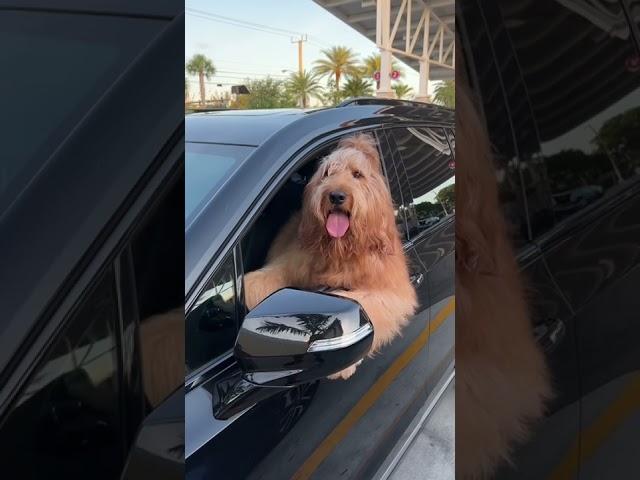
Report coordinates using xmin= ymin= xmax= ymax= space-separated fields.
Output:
xmin=455 ymin=73 xmax=552 ymax=477
xmin=244 ymin=134 xmax=417 ymax=379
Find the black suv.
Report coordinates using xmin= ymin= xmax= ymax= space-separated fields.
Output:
xmin=460 ymin=0 xmax=640 ymax=477
xmin=185 ymin=101 xmax=455 ymax=479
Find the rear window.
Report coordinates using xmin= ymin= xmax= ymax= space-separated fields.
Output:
xmin=185 ymin=143 xmax=254 ymax=222
xmin=0 ymin=10 xmax=164 ymax=218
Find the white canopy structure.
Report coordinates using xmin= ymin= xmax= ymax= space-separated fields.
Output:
xmin=313 ymin=0 xmax=455 ymax=100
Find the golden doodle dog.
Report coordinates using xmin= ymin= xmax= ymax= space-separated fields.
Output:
xmin=244 ymin=134 xmax=417 ymax=380
xmin=456 ymin=76 xmax=552 ymax=478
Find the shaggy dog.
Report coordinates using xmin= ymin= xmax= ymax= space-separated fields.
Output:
xmin=456 ymin=73 xmax=552 ymax=477
xmin=244 ymin=134 xmax=417 ymax=379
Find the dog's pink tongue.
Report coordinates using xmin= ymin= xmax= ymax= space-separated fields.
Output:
xmin=326 ymin=212 xmax=350 ymax=238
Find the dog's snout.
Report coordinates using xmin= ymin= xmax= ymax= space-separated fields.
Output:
xmin=329 ymin=191 xmax=347 ymax=205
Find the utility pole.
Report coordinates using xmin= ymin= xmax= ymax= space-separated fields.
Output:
xmin=291 ymin=35 xmax=307 ymax=74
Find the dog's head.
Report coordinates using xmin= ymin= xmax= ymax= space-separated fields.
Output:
xmin=299 ymin=133 xmax=399 ymax=258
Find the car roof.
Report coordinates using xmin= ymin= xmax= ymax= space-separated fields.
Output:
xmin=185 ymin=102 xmax=454 ymax=296
xmin=186 ymin=101 xmax=453 ymax=146
xmin=187 ymin=109 xmax=305 ymax=146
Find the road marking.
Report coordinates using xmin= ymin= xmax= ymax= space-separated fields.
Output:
xmin=548 ymin=373 xmax=640 ymax=480
xmin=292 ymin=297 xmax=455 ymax=480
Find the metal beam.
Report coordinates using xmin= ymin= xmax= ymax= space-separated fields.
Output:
xmin=321 ymin=0 xmax=358 ymax=7
xmin=366 ymin=17 xmax=453 ymax=36
xmin=390 ymin=0 xmax=408 ymax=45
xmin=349 ymin=8 xmax=455 ymax=23
xmin=423 ymin=0 xmax=455 ymax=7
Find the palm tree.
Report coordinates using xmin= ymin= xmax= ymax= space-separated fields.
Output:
xmin=342 ymin=76 xmax=374 ymax=99
xmin=286 ymin=70 xmax=323 ymax=108
xmin=362 ymin=53 xmax=402 ymax=89
xmin=256 ymin=314 xmax=342 ymax=342
xmin=320 ymin=78 xmax=344 ymax=106
xmin=393 ymin=83 xmax=413 ymax=99
xmin=434 ymin=80 xmax=455 ymax=108
xmin=313 ymin=46 xmax=360 ymax=91
xmin=186 ymin=54 xmax=216 ymax=106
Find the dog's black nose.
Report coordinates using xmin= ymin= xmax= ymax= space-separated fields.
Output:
xmin=329 ymin=191 xmax=346 ymax=205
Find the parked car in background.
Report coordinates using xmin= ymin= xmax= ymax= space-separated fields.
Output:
xmin=185 ymin=100 xmax=455 ymax=479
xmin=419 ymin=216 xmax=441 ymax=229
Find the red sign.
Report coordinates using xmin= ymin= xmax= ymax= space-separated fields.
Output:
xmin=448 ymin=160 xmax=455 ymax=170
xmin=391 ymin=70 xmax=400 ymax=79
xmin=626 ymin=54 xmax=640 ymax=72
xmin=373 ymin=71 xmax=380 ymax=80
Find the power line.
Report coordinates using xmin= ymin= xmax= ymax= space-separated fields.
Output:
xmin=186 ymin=7 xmax=305 ymax=37
xmin=213 ymin=58 xmax=293 ymax=69
xmin=215 ymin=69 xmax=288 ymax=77
xmin=186 ymin=12 xmax=293 ymax=38
xmin=185 ymin=7 xmax=333 ymax=47
xmin=186 ymin=10 xmax=302 ymax=40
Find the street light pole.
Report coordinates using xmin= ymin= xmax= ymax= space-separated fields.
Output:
xmin=291 ymin=34 xmax=308 ymax=74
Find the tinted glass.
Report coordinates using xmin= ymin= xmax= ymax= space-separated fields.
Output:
xmin=377 ymin=130 xmax=410 ymax=242
xmin=391 ymin=127 xmax=455 ymax=239
xmin=0 ymin=270 xmax=122 ymax=479
xmin=469 ymin=0 xmax=640 ymax=240
xmin=131 ymin=173 xmax=184 ymax=408
xmin=185 ymin=142 xmax=254 ymax=221
xmin=515 ymin=0 xmax=640 ymax=235
xmin=0 ymin=11 xmax=163 ymax=218
xmin=186 ymin=254 xmax=237 ymax=373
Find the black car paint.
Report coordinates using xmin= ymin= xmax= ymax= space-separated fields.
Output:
xmin=185 ymin=105 xmax=455 ymax=479
xmin=0 ymin=3 xmax=184 ymax=480
xmin=460 ymin=0 xmax=640 ymax=477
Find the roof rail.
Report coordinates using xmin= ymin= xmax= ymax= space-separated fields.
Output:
xmin=336 ymin=97 xmax=433 ymax=108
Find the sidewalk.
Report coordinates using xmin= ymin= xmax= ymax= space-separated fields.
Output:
xmin=387 ymin=378 xmax=455 ymax=480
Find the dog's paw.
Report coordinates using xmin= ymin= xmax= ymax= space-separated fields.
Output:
xmin=327 ymin=363 xmax=359 ymax=381
xmin=243 ymin=271 xmax=264 ymax=310
xmin=327 ymin=366 xmax=356 ymax=380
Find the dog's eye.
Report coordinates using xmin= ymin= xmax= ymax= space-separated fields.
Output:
xmin=352 ymin=170 xmax=363 ymax=179
xmin=323 ymin=170 xmax=329 ymax=178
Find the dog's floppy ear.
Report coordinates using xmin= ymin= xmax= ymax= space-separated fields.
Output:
xmin=338 ymin=133 xmax=382 ymax=172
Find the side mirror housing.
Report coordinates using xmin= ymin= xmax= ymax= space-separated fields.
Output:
xmin=215 ymin=288 xmax=373 ymax=418
xmin=235 ymin=288 xmax=373 ymax=386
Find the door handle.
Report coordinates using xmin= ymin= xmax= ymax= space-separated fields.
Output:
xmin=410 ymin=273 xmax=424 ymax=286
xmin=534 ymin=317 xmax=566 ymax=354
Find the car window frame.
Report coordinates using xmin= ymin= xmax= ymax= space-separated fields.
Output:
xmin=184 ymin=125 xmax=402 ymax=386
xmin=376 ymin=129 xmax=411 ymax=246
xmin=384 ymin=124 xmax=456 ymax=246
xmin=0 ymin=134 xmax=184 ymax=419
xmin=185 ymin=245 xmax=243 ymax=384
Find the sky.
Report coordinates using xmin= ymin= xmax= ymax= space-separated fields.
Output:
xmin=185 ymin=0 xmax=435 ymax=101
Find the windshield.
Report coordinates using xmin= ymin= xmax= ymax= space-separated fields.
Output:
xmin=185 ymin=143 xmax=254 ymax=222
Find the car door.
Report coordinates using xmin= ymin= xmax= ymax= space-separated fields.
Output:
xmin=0 ymin=149 xmax=184 ymax=480
xmin=385 ymin=125 xmax=455 ymax=397
xmin=185 ymin=126 xmax=448 ymax=480
xmin=488 ymin=0 xmax=640 ymax=476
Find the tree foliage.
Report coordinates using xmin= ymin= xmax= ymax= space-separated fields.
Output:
xmin=237 ymin=77 xmax=297 ymax=109
xmin=393 ymin=83 xmax=413 ymax=99
xmin=314 ymin=46 xmax=360 ymax=91
xmin=286 ymin=70 xmax=323 ymax=108
xmin=433 ymin=80 xmax=455 ymax=108
xmin=186 ymin=54 xmax=216 ymax=105
xmin=436 ymin=183 xmax=455 ymax=211
xmin=342 ymin=76 xmax=374 ymax=99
